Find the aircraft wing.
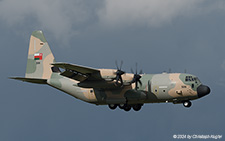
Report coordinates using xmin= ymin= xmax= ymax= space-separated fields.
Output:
xmin=52 ymin=62 xmax=102 ymax=81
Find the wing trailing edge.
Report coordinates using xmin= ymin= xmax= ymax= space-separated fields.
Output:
xmin=51 ymin=62 xmax=100 ymax=74
xmin=51 ymin=62 xmax=102 ymax=81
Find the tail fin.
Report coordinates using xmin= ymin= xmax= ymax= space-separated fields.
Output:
xmin=25 ymin=30 xmax=55 ymax=79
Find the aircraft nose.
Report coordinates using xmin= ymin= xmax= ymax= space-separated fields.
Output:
xmin=197 ymin=85 xmax=210 ymax=98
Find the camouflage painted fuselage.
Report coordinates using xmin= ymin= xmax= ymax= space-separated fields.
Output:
xmin=11 ymin=31 xmax=210 ymax=110
xmin=47 ymin=70 xmax=200 ymax=105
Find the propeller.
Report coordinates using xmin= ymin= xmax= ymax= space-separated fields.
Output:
xmin=130 ymin=63 xmax=143 ymax=90
xmin=114 ymin=61 xmax=125 ymax=86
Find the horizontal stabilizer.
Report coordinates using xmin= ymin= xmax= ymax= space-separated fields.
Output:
xmin=9 ymin=77 xmax=47 ymax=84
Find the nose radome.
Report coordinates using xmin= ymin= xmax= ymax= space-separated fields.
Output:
xmin=197 ymin=85 xmax=211 ymax=98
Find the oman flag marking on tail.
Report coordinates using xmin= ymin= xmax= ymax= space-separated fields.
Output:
xmin=34 ymin=53 xmax=43 ymax=60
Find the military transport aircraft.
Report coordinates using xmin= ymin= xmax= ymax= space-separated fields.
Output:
xmin=10 ymin=31 xmax=211 ymax=111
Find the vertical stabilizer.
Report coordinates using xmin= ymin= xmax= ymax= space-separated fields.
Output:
xmin=25 ymin=31 xmax=55 ymax=79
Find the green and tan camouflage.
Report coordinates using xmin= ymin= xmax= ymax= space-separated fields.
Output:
xmin=10 ymin=31 xmax=211 ymax=111
xmin=26 ymin=31 xmax=55 ymax=79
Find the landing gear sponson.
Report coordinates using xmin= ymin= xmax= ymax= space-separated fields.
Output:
xmin=109 ymin=101 xmax=192 ymax=111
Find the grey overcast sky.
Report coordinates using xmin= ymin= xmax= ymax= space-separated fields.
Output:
xmin=1 ymin=0 xmax=225 ymax=140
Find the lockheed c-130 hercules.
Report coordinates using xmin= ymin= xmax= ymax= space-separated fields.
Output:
xmin=10 ymin=31 xmax=211 ymax=111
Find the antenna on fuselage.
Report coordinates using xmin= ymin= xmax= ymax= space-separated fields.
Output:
xmin=184 ymin=69 xmax=187 ymax=73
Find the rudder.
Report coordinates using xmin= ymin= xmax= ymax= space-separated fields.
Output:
xmin=25 ymin=31 xmax=55 ymax=79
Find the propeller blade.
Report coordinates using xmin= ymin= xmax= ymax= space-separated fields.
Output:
xmin=131 ymin=68 xmax=134 ymax=74
xmin=119 ymin=75 xmax=123 ymax=86
xmin=138 ymin=80 xmax=142 ymax=86
xmin=135 ymin=63 xmax=137 ymax=74
xmin=120 ymin=60 xmax=123 ymax=70
xmin=115 ymin=75 xmax=120 ymax=84
xmin=115 ymin=60 xmax=119 ymax=70
xmin=135 ymin=81 xmax=138 ymax=90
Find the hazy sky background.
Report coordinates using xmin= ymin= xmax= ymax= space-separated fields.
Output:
xmin=1 ymin=0 xmax=225 ymax=140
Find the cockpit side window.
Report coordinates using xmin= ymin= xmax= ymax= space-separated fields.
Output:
xmin=194 ymin=77 xmax=197 ymax=83
xmin=185 ymin=76 xmax=195 ymax=82
xmin=185 ymin=76 xmax=201 ymax=83
xmin=195 ymin=77 xmax=201 ymax=83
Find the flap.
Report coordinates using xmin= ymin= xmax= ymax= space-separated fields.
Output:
xmin=52 ymin=62 xmax=102 ymax=82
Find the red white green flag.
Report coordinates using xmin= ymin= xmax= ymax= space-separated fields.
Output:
xmin=34 ymin=53 xmax=43 ymax=60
